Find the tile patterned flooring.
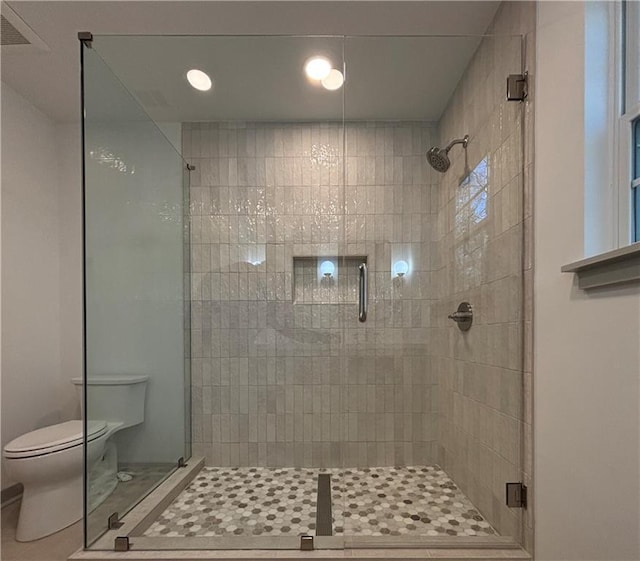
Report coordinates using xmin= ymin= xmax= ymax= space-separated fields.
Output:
xmin=145 ymin=467 xmax=319 ymax=537
xmin=333 ymin=466 xmax=496 ymax=537
xmin=145 ymin=465 xmax=496 ymax=539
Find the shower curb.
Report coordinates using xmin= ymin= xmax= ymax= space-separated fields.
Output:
xmin=69 ymin=547 xmax=530 ymax=561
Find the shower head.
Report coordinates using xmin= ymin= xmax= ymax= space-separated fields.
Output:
xmin=426 ymin=147 xmax=451 ymax=173
xmin=426 ymin=135 xmax=469 ymax=173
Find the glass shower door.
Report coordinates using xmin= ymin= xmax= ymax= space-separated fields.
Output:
xmin=340 ymin=34 xmax=526 ymax=547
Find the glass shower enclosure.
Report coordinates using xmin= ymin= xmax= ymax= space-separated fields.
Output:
xmin=81 ymin=30 xmax=526 ymax=553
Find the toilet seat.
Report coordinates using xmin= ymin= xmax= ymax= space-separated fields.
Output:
xmin=3 ymin=421 xmax=107 ymax=459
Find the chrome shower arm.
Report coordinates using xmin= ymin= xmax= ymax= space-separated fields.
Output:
xmin=444 ymin=134 xmax=470 ymax=153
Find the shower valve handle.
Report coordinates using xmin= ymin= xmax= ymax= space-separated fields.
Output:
xmin=448 ymin=302 xmax=473 ymax=331
xmin=448 ymin=311 xmax=472 ymax=321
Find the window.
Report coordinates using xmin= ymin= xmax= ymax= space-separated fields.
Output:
xmin=566 ymin=1 xmax=640 ymax=282
xmin=454 ymin=157 xmax=489 ymax=291
xmin=634 ymin=118 xmax=640 ymax=241
xmin=456 ymin=156 xmax=489 ymax=228
xmin=620 ymin=0 xmax=640 ymax=244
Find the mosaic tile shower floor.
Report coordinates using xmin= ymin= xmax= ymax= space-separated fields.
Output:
xmin=145 ymin=467 xmax=319 ymax=537
xmin=333 ymin=466 xmax=496 ymax=537
xmin=144 ymin=466 xmax=496 ymax=538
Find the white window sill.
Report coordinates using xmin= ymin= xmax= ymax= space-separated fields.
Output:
xmin=561 ymin=242 xmax=640 ymax=289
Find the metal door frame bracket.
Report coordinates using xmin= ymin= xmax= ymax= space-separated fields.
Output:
xmin=107 ymin=512 xmax=123 ymax=530
xmin=300 ymin=535 xmax=314 ymax=550
xmin=114 ymin=536 xmax=130 ymax=552
xmin=505 ymin=482 xmax=527 ymax=508
xmin=77 ymin=32 xmax=93 ymax=47
xmin=506 ymin=71 xmax=528 ymax=101
xmin=177 ymin=456 xmax=187 ymax=468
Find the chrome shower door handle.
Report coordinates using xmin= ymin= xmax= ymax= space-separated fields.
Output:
xmin=358 ymin=263 xmax=368 ymax=323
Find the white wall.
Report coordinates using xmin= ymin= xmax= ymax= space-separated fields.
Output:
xmin=1 ymin=82 xmax=80 ymax=488
xmin=535 ymin=3 xmax=640 ymax=560
xmin=2 ymin=74 xmax=187 ymax=490
xmin=56 ymin=123 xmax=83 ymax=412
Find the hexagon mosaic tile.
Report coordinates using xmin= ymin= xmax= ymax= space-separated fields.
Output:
xmin=144 ymin=465 xmax=496 ymax=538
xmin=145 ymin=467 xmax=319 ymax=537
xmin=332 ymin=466 xmax=496 ymax=537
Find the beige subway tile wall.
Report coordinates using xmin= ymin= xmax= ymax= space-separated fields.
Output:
xmin=433 ymin=0 xmax=534 ymax=544
xmin=184 ymin=121 xmax=440 ymax=469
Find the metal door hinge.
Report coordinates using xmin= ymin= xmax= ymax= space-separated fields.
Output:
xmin=186 ymin=164 xmax=196 ymax=171
xmin=506 ymin=482 xmax=527 ymax=508
xmin=77 ymin=32 xmax=93 ymax=47
xmin=114 ymin=536 xmax=130 ymax=551
xmin=107 ymin=512 xmax=123 ymax=530
xmin=300 ymin=535 xmax=314 ymax=550
xmin=506 ymin=72 xmax=528 ymax=101
xmin=177 ymin=456 xmax=187 ymax=468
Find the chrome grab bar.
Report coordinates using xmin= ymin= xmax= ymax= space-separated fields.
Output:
xmin=358 ymin=263 xmax=368 ymax=323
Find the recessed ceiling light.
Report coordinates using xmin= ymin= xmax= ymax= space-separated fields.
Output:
xmin=304 ymin=56 xmax=332 ymax=81
xmin=321 ymin=69 xmax=344 ymax=91
xmin=186 ymin=69 xmax=212 ymax=91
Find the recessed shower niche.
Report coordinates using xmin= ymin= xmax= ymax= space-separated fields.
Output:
xmin=293 ymin=256 xmax=366 ymax=304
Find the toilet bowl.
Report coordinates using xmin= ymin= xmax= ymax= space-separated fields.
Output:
xmin=3 ymin=421 xmax=108 ymax=541
xmin=2 ymin=374 xmax=148 ymax=542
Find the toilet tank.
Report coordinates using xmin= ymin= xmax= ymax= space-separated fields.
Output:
xmin=71 ymin=375 xmax=148 ymax=429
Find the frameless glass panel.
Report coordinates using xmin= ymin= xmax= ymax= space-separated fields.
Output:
xmin=88 ymin=35 xmax=347 ymax=550
xmin=82 ymin=42 xmax=191 ymax=548
xmin=342 ymin=34 xmax=525 ymax=546
xmin=81 ymin=30 xmax=526 ymax=553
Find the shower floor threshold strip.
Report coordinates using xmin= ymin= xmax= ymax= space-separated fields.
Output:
xmin=123 ymin=535 xmax=520 ymax=550
xmin=70 ymin=545 xmax=530 ymax=561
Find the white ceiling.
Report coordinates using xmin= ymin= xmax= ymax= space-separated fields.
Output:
xmin=1 ymin=1 xmax=501 ymax=123
xmin=90 ymin=35 xmax=484 ymax=122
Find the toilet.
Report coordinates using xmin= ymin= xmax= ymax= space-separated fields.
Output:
xmin=2 ymin=374 xmax=148 ymax=542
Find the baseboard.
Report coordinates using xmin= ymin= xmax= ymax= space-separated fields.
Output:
xmin=1 ymin=483 xmax=23 ymax=508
